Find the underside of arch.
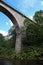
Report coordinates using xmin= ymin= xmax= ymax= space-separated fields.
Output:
xmin=0 ymin=6 xmax=20 ymax=31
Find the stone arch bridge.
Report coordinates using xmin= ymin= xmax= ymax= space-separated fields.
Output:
xmin=0 ymin=0 xmax=33 ymax=53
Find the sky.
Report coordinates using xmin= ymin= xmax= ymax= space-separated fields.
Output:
xmin=0 ymin=12 xmax=13 ymax=36
xmin=0 ymin=0 xmax=43 ymax=36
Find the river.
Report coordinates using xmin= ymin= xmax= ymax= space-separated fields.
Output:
xmin=0 ymin=58 xmax=43 ymax=65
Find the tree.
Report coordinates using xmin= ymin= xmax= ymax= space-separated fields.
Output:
xmin=33 ymin=10 xmax=43 ymax=24
xmin=23 ymin=10 xmax=43 ymax=46
xmin=8 ymin=26 xmax=16 ymax=48
xmin=0 ymin=34 xmax=6 ymax=47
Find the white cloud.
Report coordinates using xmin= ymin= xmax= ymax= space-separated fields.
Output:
xmin=9 ymin=20 xmax=13 ymax=26
xmin=41 ymin=1 xmax=43 ymax=5
xmin=29 ymin=16 xmax=33 ymax=20
xmin=5 ymin=20 xmax=13 ymax=26
xmin=10 ymin=21 xmax=13 ymax=26
xmin=0 ymin=30 xmax=8 ymax=36
xmin=6 ymin=22 xmax=9 ymax=25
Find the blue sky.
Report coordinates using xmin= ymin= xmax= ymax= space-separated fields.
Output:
xmin=3 ymin=0 xmax=43 ymax=16
xmin=0 ymin=0 xmax=43 ymax=36
xmin=0 ymin=12 xmax=13 ymax=36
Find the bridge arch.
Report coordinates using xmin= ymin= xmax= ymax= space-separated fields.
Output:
xmin=0 ymin=6 xmax=20 ymax=31
xmin=0 ymin=3 xmax=22 ymax=53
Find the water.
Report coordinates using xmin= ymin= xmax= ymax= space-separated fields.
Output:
xmin=0 ymin=58 xmax=43 ymax=65
xmin=0 ymin=58 xmax=13 ymax=65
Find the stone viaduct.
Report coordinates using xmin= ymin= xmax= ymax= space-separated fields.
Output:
xmin=0 ymin=0 xmax=33 ymax=53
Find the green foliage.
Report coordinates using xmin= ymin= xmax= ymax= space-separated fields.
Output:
xmin=24 ymin=18 xmax=30 ymax=26
xmin=12 ymin=46 xmax=43 ymax=59
xmin=0 ymin=34 xmax=6 ymax=47
xmin=33 ymin=10 xmax=43 ymax=24
xmin=0 ymin=10 xmax=43 ymax=59
xmin=23 ymin=10 xmax=43 ymax=46
xmin=19 ymin=10 xmax=43 ymax=59
xmin=26 ymin=24 xmax=43 ymax=45
xmin=0 ymin=47 xmax=15 ymax=57
xmin=22 ymin=46 xmax=43 ymax=59
xmin=8 ymin=26 xmax=16 ymax=48
xmin=0 ymin=26 xmax=16 ymax=58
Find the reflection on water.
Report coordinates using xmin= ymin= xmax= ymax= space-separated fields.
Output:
xmin=0 ymin=59 xmax=13 ymax=65
xmin=4 ymin=61 xmax=13 ymax=65
xmin=0 ymin=58 xmax=43 ymax=65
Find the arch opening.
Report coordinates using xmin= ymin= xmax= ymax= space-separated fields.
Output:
xmin=0 ymin=5 xmax=22 ymax=53
xmin=0 ymin=11 xmax=12 ymax=36
xmin=0 ymin=6 xmax=18 ymax=48
xmin=0 ymin=12 xmax=16 ymax=48
xmin=0 ymin=6 xmax=20 ymax=31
